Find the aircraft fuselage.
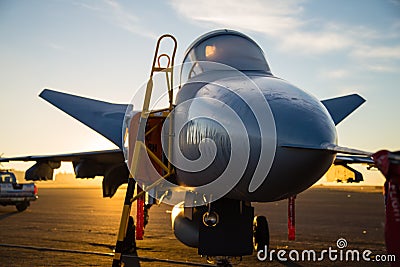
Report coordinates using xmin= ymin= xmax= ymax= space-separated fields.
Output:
xmin=175 ymin=71 xmax=336 ymax=202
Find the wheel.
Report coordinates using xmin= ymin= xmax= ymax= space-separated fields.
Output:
xmin=253 ymin=215 xmax=269 ymax=252
xmin=16 ymin=202 xmax=29 ymax=212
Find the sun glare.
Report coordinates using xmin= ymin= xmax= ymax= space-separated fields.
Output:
xmin=205 ymin=45 xmax=216 ymax=58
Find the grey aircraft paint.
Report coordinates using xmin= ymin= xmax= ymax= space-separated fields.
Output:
xmin=174 ymin=30 xmax=337 ymax=201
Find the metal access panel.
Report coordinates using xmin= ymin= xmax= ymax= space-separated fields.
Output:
xmin=198 ymin=198 xmax=254 ymax=256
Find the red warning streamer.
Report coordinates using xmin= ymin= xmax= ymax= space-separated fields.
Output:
xmin=288 ymin=195 xmax=296 ymax=241
xmin=373 ymin=150 xmax=400 ymax=267
xmin=136 ymin=186 xmax=145 ymax=240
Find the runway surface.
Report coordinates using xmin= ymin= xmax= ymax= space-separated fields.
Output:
xmin=0 ymin=186 xmax=391 ymax=266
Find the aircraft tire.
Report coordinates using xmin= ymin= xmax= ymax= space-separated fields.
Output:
xmin=253 ymin=215 xmax=269 ymax=252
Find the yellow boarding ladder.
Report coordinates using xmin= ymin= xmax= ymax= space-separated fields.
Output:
xmin=112 ymin=34 xmax=177 ymax=267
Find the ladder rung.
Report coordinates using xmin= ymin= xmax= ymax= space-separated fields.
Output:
xmin=152 ymin=67 xmax=172 ymax=72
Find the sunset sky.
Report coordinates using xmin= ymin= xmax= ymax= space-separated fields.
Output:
xmin=1 ymin=1 xmax=399 ymax=185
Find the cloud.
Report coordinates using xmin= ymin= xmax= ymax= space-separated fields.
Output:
xmin=169 ymin=0 xmax=353 ymax=54
xmin=170 ymin=0 xmax=304 ymax=36
xmin=349 ymin=44 xmax=400 ymax=73
xmin=351 ymin=45 xmax=400 ymax=59
xmin=365 ymin=64 xmax=398 ymax=73
xmin=170 ymin=0 xmax=304 ymax=39
xmin=169 ymin=0 xmax=400 ymax=61
xmin=73 ymin=1 xmax=101 ymax=11
xmin=75 ymin=0 xmax=157 ymax=39
xmin=321 ymin=69 xmax=349 ymax=79
xmin=279 ymin=31 xmax=355 ymax=54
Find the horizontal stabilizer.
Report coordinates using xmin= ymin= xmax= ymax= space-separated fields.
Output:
xmin=40 ymin=89 xmax=128 ymax=148
xmin=322 ymin=94 xmax=365 ymax=125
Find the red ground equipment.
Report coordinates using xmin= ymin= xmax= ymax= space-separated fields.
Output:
xmin=373 ymin=150 xmax=400 ymax=267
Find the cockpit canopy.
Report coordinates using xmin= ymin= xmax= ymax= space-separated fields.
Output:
xmin=180 ymin=30 xmax=271 ymax=84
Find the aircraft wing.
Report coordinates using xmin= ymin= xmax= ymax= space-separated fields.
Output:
xmin=334 ymin=155 xmax=374 ymax=165
xmin=0 ymin=149 xmax=128 ymax=198
xmin=281 ymin=143 xmax=375 ymax=166
xmin=39 ymin=89 xmax=129 ymax=148
xmin=0 ymin=149 xmax=123 ymax=163
xmin=0 ymin=89 xmax=135 ymax=197
xmin=280 ymin=143 xmax=377 ymax=184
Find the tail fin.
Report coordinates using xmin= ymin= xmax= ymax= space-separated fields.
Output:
xmin=321 ymin=94 xmax=365 ymax=125
xmin=40 ymin=89 xmax=128 ymax=148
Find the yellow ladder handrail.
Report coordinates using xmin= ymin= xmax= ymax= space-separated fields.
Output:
xmin=112 ymin=34 xmax=177 ymax=267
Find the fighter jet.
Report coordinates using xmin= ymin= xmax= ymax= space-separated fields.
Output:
xmin=0 ymin=29 xmax=375 ymax=266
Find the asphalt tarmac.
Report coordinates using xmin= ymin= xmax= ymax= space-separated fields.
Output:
xmin=0 ymin=186 xmax=392 ymax=266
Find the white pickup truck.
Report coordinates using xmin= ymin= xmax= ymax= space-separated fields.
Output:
xmin=0 ymin=170 xmax=38 ymax=212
